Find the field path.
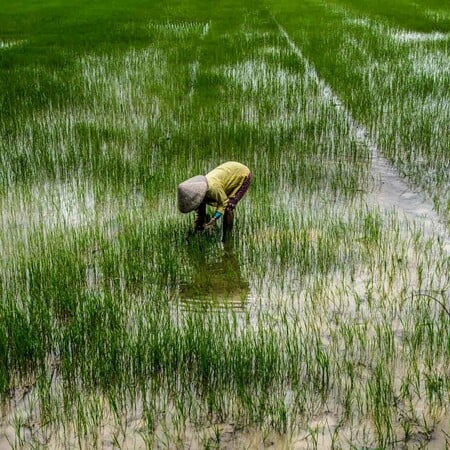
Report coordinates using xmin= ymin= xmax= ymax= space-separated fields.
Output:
xmin=273 ymin=17 xmax=450 ymax=254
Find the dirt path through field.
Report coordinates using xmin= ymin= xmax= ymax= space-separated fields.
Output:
xmin=274 ymin=18 xmax=450 ymax=255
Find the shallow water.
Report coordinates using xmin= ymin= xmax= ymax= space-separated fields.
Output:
xmin=370 ymin=152 xmax=450 ymax=254
xmin=178 ymin=236 xmax=250 ymax=311
xmin=0 ymin=39 xmax=25 ymax=49
xmin=391 ymin=30 xmax=450 ymax=42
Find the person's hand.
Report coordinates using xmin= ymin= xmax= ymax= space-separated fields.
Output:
xmin=203 ymin=218 xmax=216 ymax=235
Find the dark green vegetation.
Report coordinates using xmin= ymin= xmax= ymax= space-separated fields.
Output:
xmin=1 ymin=0 xmax=449 ymax=447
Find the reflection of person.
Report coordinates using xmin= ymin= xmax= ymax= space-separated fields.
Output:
xmin=177 ymin=161 xmax=252 ymax=240
xmin=180 ymin=236 xmax=249 ymax=307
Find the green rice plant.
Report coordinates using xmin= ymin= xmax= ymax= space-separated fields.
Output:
xmin=0 ymin=0 xmax=449 ymax=447
xmin=267 ymin=0 xmax=450 ymax=220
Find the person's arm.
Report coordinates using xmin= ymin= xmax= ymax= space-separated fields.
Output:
xmin=204 ymin=210 xmax=221 ymax=232
xmin=208 ymin=187 xmax=228 ymax=218
xmin=193 ymin=203 xmax=207 ymax=230
xmin=202 ymin=189 xmax=225 ymax=233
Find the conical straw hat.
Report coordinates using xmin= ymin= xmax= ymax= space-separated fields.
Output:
xmin=177 ymin=175 xmax=208 ymax=213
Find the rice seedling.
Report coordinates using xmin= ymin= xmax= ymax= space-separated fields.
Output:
xmin=268 ymin=0 xmax=450 ymax=221
xmin=0 ymin=0 xmax=449 ymax=448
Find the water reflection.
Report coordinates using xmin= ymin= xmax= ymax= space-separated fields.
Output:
xmin=179 ymin=235 xmax=250 ymax=310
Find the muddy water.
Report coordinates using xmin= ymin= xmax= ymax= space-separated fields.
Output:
xmin=369 ymin=149 xmax=450 ymax=253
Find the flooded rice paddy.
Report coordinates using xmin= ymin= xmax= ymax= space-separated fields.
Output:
xmin=1 ymin=0 xmax=449 ymax=448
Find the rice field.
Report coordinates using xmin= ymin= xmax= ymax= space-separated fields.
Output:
xmin=0 ymin=0 xmax=449 ymax=448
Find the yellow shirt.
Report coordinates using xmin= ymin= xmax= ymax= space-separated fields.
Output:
xmin=205 ymin=161 xmax=250 ymax=214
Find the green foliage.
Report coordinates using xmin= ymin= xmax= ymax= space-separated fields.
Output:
xmin=0 ymin=0 xmax=448 ymax=447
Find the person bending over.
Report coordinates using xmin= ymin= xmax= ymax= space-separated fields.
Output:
xmin=177 ymin=161 xmax=252 ymax=239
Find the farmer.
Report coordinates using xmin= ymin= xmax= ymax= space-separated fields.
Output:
xmin=177 ymin=161 xmax=252 ymax=239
